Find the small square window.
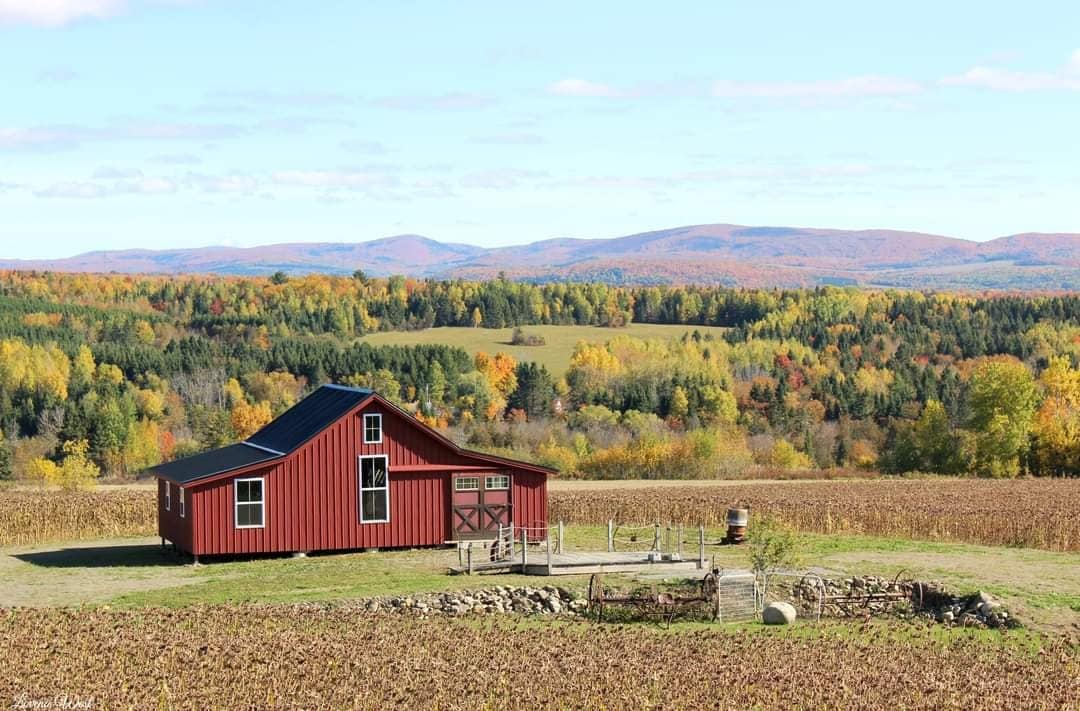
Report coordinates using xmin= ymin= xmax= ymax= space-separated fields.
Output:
xmin=485 ymin=475 xmax=510 ymax=490
xmin=454 ymin=477 xmax=480 ymax=492
xmin=364 ymin=413 xmax=382 ymax=444
xmin=235 ymin=478 xmax=265 ymax=529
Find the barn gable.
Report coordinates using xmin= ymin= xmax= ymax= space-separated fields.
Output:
xmin=149 ymin=384 xmax=553 ymax=486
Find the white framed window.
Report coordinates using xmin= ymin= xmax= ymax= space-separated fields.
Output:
xmin=485 ymin=474 xmax=510 ymax=490
xmin=363 ymin=413 xmax=383 ymax=444
xmin=164 ymin=481 xmax=171 ymax=512
xmin=454 ymin=476 xmax=480 ymax=492
xmin=179 ymin=487 xmax=186 ymax=518
xmin=359 ymin=455 xmax=389 ymax=523
xmin=235 ymin=477 xmax=265 ymax=529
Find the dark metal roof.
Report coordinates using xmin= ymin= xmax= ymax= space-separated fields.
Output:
xmin=150 ymin=384 xmax=373 ymax=484
xmin=151 ymin=443 xmax=280 ymax=484
xmin=246 ymin=384 xmax=372 ymax=454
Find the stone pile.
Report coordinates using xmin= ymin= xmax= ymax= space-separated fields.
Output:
xmin=357 ymin=585 xmax=588 ymax=618
xmin=790 ymin=575 xmax=1017 ymax=629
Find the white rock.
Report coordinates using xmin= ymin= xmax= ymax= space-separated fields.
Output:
xmin=763 ymin=602 xmax=797 ymax=625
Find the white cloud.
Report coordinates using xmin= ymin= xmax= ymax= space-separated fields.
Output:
xmin=0 ymin=0 xmax=124 ymax=27
xmin=93 ymin=166 xmax=143 ymax=179
xmin=33 ymin=175 xmax=177 ymax=198
xmin=185 ymin=173 xmax=259 ymax=194
xmin=549 ymin=76 xmax=921 ymax=100
xmin=711 ymin=76 xmax=923 ymax=99
xmin=548 ymin=78 xmax=620 ymax=97
xmin=205 ymin=89 xmax=355 ymax=108
xmin=373 ymin=93 xmax=494 ymax=110
xmin=941 ymin=50 xmax=1080 ymax=91
xmin=0 ymin=121 xmax=245 ymax=151
xmin=460 ymin=169 xmax=546 ymax=189
xmin=0 ymin=125 xmax=88 ymax=151
xmin=119 ymin=177 xmax=176 ymax=194
xmin=940 ymin=66 xmax=1080 ymax=91
xmin=271 ymin=170 xmax=396 ymax=190
xmin=34 ymin=180 xmax=111 ymax=198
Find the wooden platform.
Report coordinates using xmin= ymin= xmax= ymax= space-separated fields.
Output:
xmin=450 ymin=549 xmax=704 ymax=576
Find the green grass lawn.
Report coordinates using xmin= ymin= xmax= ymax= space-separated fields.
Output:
xmin=355 ymin=323 xmax=729 ymax=375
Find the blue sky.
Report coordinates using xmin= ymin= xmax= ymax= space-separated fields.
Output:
xmin=1 ymin=1 xmax=1078 ymax=259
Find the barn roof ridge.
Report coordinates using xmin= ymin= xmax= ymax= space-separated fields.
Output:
xmin=149 ymin=383 xmax=555 ymax=485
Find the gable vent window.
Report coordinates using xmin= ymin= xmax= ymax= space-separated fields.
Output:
xmin=363 ymin=413 xmax=383 ymax=444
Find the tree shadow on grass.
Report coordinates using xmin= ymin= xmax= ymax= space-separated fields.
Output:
xmin=13 ymin=544 xmax=182 ymax=569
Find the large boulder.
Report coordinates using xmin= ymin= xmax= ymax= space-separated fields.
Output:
xmin=763 ymin=601 xmax=797 ymax=625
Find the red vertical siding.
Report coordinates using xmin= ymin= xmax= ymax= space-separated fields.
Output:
xmin=175 ymin=400 xmax=549 ymax=556
xmin=511 ymin=471 xmax=549 ymax=541
xmin=158 ymin=478 xmax=193 ymax=552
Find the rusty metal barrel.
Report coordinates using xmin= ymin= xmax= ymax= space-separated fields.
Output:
xmin=725 ymin=508 xmax=748 ymax=543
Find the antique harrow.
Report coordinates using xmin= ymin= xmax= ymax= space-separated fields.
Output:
xmin=801 ymin=569 xmax=915 ymax=618
xmin=587 ymin=571 xmax=720 ymax=625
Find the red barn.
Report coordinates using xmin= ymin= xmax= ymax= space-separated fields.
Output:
xmin=150 ymin=385 xmax=553 ymax=559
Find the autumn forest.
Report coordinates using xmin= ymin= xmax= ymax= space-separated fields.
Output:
xmin=1 ymin=269 xmax=1079 ymax=485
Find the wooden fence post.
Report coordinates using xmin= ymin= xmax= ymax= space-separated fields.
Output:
xmin=607 ymin=520 xmax=614 ymax=552
xmin=653 ymin=523 xmax=661 ymax=551
xmin=521 ymin=527 xmax=528 ymax=571
xmin=716 ymin=575 xmax=723 ymax=622
xmin=558 ymin=520 xmax=564 ymax=554
xmin=698 ymin=525 xmax=705 ymax=570
xmin=677 ymin=523 xmax=683 ymax=559
xmin=467 ymin=542 xmax=474 ymax=575
xmin=546 ymin=525 xmax=553 ymax=575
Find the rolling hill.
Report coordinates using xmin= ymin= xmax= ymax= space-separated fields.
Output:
xmin=3 ymin=224 xmax=1080 ymax=289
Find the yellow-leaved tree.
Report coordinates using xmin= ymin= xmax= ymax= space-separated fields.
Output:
xmin=28 ymin=439 xmax=100 ymax=489
xmin=231 ymin=400 xmax=273 ymax=439
xmin=1030 ymin=356 xmax=1080 ymax=475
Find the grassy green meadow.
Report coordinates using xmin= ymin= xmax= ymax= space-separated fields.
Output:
xmin=355 ymin=323 xmax=729 ymax=374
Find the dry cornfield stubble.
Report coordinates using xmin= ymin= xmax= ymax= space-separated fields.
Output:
xmin=1 ymin=606 xmax=1077 ymax=710
xmin=0 ymin=490 xmax=156 ymax=546
xmin=2 ymin=479 xmax=1079 ymax=550
xmin=549 ymin=478 xmax=1080 ymax=551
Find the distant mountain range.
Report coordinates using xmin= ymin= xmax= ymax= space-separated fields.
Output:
xmin=4 ymin=224 xmax=1080 ymax=289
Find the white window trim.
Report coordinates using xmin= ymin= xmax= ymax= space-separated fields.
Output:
xmin=234 ymin=477 xmax=266 ymax=530
xmin=358 ymin=454 xmax=390 ymax=524
xmin=485 ymin=474 xmax=510 ymax=490
xmin=179 ymin=486 xmax=186 ymax=518
xmin=164 ymin=481 xmax=171 ymax=512
xmin=363 ymin=413 xmax=383 ymax=444
xmin=455 ymin=476 xmax=480 ymax=492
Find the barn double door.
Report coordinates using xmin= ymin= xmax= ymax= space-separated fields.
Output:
xmin=451 ymin=473 xmax=512 ymax=540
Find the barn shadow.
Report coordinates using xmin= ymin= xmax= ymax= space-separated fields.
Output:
xmin=14 ymin=544 xmax=180 ymax=569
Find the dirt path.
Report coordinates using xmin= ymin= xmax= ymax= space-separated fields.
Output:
xmin=0 ymin=537 xmax=202 ymax=607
